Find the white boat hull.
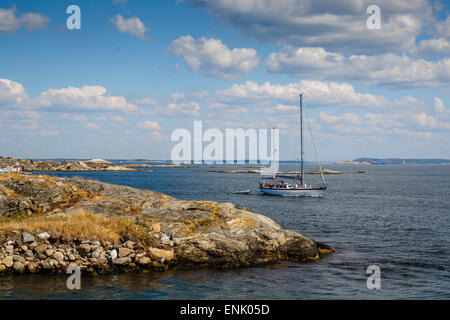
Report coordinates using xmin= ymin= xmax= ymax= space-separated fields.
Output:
xmin=260 ymin=187 xmax=326 ymax=197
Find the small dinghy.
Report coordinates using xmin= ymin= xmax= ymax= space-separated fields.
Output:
xmin=234 ymin=189 xmax=251 ymax=194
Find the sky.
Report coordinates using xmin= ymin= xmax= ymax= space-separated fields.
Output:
xmin=0 ymin=0 xmax=449 ymax=161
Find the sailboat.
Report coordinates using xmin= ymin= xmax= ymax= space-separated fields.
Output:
xmin=259 ymin=94 xmax=327 ymax=197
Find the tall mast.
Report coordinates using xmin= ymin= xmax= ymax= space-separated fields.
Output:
xmin=300 ymin=93 xmax=304 ymax=186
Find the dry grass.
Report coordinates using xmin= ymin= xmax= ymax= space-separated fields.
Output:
xmin=0 ymin=209 xmax=153 ymax=243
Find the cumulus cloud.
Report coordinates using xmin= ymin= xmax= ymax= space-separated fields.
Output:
xmin=0 ymin=7 xmax=49 ymax=32
xmin=412 ymin=17 xmax=450 ymax=57
xmin=320 ymin=112 xmax=362 ymax=125
xmin=85 ymin=123 xmax=101 ymax=130
xmin=111 ymin=116 xmax=126 ymax=122
xmin=266 ymin=46 xmax=450 ymax=88
xmin=168 ymin=35 xmax=259 ymax=79
xmin=39 ymin=129 xmax=69 ymax=137
xmin=413 ymin=112 xmax=450 ymax=129
xmin=434 ymin=97 xmax=446 ymax=112
xmin=30 ymin=85 xmax=138 ymax=113
xmin=217 ymin=80 xmax=384 ymax=107
xmin=111 ymin=14 xmax=149 ymax=40
xmin=0 ymin=78 xmax=28 ymax=105
xmin=181 ymin=0 xmax=431 ymax=54
xmin=137 ymin=121 xmax=161 ymax=130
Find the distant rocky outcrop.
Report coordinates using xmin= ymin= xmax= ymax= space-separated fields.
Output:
xmin=0 ymin=172 xmax=334 ymax=275
xmin=0 ymin=157 xmax=133 ymax=172
xmin=335 ymin=160 xmax=371 ymax=165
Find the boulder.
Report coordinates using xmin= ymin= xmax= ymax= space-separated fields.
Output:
xmin=137 ymin=257 xmax=151 ymax=265
xmin=118 ymin=247 xmax=133 ymax=258
xmin=21 ymin=232 xmax=35 ymax=244
xmin=148 ymin=248 xmax=174 ymax=262
xmin=37 ymin=232 xmax=51 ymax=240
xmin=1 ymin=256 xmax=13 ymax=268
xmin=34 ymin=244 xmax=48 ymax=254
xmin=13 ymin=262 xmax=25 ymax=274
xmin=77 ymin=244 xmax=91 ymax=256
xmin=112 ymin=257 xmax=131 ymax=266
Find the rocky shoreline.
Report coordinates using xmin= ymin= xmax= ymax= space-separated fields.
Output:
xmin=0 ymin=172 xmax=334 ymax=275
xmin=0 ymin=157 xmax=133 ymax=172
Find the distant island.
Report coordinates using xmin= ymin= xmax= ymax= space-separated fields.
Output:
xmin=350 ymin=158 xmax=450 ymax=165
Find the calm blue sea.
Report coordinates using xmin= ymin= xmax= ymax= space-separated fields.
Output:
xmin=1 ymin=164 xmax=449 ymax=299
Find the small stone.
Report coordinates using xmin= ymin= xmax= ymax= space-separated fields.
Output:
xmin=2 ymin=256 xmax=13 ymax=268
xmin=22 ymin=232 xmax=35 ymax=244
xmin=37 ymin=232 xmax=51 ymax=240
xmin=13 ymin=262 xmax=25 ymax=274
xmin=0 ymin=264 xmax=6 ymax=273
xmin=34 ymin=244 xmax=48 ymax=254
xmin=77 ymin=244 xmax=91 ymax=256
xmin=109 ymin=249 xmax=118 ymax=260
xmin=161 ymin=235 xmax=170 ymax=244
xmin=12 ymin=255 xmax=25 ymax=263
xmin=45 ymin=249 xmax=54 ymax=257
xmin=5 ymin=245 xmax=14 ymax=254
xmin=27 ymin=263 xmax=38 ymax=273
xmin=112 ymin=257 xmax=131 ymax=266
xmin=123 ymin=241 xmax=134 ymax=249
xmin=21 ymin=245 xmax=28 ymax=252
xmin=138 ymin=257 xmax=151 ymax=265
xmin=68 ymin=254 xmax=76 ymax=261
xmin=98 ymin=253 xmax=107 ymax=262
xmin=53 ymin=252 xmax=64 ymax=262
xmin=91 ymin=240 xmax=100 ymax=246
xmin=24 ymin=250 xmax=34 ymax=258
xmin=29 ymin=241 xmax=38 ymax=249
xmin=118 ymin=247 xmax=133 ymax=258
xmin=91 ymin=248 xmax=100 ymax=259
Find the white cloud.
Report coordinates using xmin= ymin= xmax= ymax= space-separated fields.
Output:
xmin=320 ymin=112 xmax=361 ymax=125
xmin=412 ymin=16 xmax=450 ymax=57
xmin=0 ymin=7 xmax=49 ymax=32
xmin=135 ymin=97 xmax=158 ymax=105
xmin=162 ymin=102 xmax=200 ymax=117
xmin=39 ymin=129 xmax=68 ymax=137
xmin=111 ymin=14 xmax=149 ymax=40
xmin=217 ymin=80 xmax=384 ymax=107
xmin=412 ymin=38 xmax=450 ymax=57
xmin=111 ymin=116 xmax=126 ymax=122
xmin=30 ymin=85 xmax=138 ymax=113
xmin=0 ymin=78 xmax=28 ymax=105
xmin=170 ymin=92 xmax=185 ymax=102
xmin=85 ymin=123 xmax=101 ymax=130
xmin=434 ymin=97 xmax=445 ymax=112
xmin=181 ymin=0 xmax=431 ymax=54
xmin=168 ymin=35 xmax=259 ymax=79
xmin=412 ymin=112 xmax=450 ymax=129
xmin=60 ymin=113 xmax=87 ymax=122
xmin=266 ymin=46 xmax=450 ymax=88
xmin=137 ymin=121 xmax=161 ymax=130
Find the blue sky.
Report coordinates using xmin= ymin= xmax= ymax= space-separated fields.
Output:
xmin=0 ymin=0 xmax=449 ymax=160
